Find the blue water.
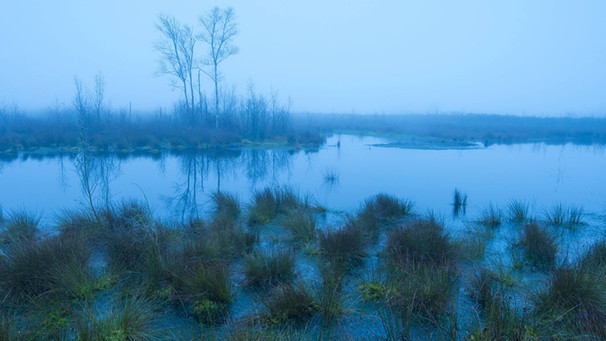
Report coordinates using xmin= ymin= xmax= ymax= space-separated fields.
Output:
xmin=1 ymin=135 xmax=605 ymax=224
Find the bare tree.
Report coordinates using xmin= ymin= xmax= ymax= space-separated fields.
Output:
xmin=198 ymin=7 xmax=239 ymax=128
xmin=155 ymin=14 xmax=197 ymax=123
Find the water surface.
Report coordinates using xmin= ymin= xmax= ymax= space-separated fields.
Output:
xmin=1 ymin=135 xmax=605 ymax=224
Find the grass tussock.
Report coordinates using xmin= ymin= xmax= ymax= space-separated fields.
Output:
xmin=478 ymin=203 xmax=502 ymax=228
xmin=0 ymin=233 xmax=93 ymax=302
xmin=384 ymin=219 xmax=457 ymax=269
xmin=0 ymin=210 xmax=40 ymax=247
xmin=543 ymin=203 xmax=585 ymax=227
xmin=280 ymin=208 xmax=316 ymax=244
xmin=507 ymin=199 xmax=530 ymax=223
xmin=533 ymin=266 xmax=606 ymax=338
xmin=243 ymin=248 xmax=296 ymax=288
xmin=319 ymin=225 xmax=366 ymax=272
xmin=211 ymin=191 xmax=241 ymax=224
xmin=467 ymin=268 xmax=532 ymax=340
xmin=248 ymin=187 xmax=303 ymax=226
xmin=262 ymin=281 xmax=318 ymax=325
xmin=73 ymin=295 xmax=165 ymax=340
xmin=517 ymin=222 xmax=558 ymax=270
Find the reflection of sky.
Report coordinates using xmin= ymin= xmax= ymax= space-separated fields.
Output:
xmin=0 ymin=136 xmax=605 ymax=225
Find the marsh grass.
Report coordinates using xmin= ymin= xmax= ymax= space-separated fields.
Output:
xmin=56 ymin=208 xmax=106 ymax=247
xmin=459 ymin=223 xmax=494 ymax=260
xmin=368 ymin=262 xmax=457 ymax=339
xmin=248 ymin=187 xmax=303 ymax=226
xmin=467 ymin=268 xmax=534 ymax=339
xmin=73 ymin=295 xmax=165 ymax=340
xmin=211 ymin=191 xmax=241 ymax=223
xmin=175 ymin=260 xmax=232 ymax=324
xmin=452 ymin=188 xmax=467 ymax=216
xmin=280 ymin=208 xmax=316 ymax=244
xmin=518 ymin=222 xmax=558 ymax=270
xmin=243 ymin=248 xmax=296 ymax=287
xmin=384 ymin=219 xmax=457 ymax=269
xmin=0 ymin=210 xmax=40 ymax=247
xmin=533 ymin=266 xmax=606 ymax=338
xmin=0 ymin=233 xmax=92 ymax=302
xmin=579 ymin=240 xmax=606 ymax=273
xmin=507 ymin=199 xmax=530 ymax=223
xmin=318 ymin=225 xmax=366 ymax=272
xmin=478 ymin=204 xmax=502 ymax=228
xmin=543 ymin=203 xmax=585 ymax=227
xmin=262 ymin=281 xmax=318 ymax=325
xmin=371 ymin=193 xmax=415 ymax=222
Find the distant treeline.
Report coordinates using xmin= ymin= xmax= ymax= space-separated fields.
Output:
xmin=2 ymin=108 xmax=606 ymax=159
xmin=299 ymin=113 xmax=606 ymax=146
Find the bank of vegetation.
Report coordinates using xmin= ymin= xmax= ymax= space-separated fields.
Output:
xmin=1 ymin=189 xmax=605 ymax=339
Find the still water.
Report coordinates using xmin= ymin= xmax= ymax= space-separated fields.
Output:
xmin=1 ymin=135 xmax=605 ymax=223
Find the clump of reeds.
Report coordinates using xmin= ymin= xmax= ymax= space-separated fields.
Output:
xmin=533 ymin=266 xmax=606 ymax=338
xmin=384 ymin=219 xmax=457 ymax=269
xmin=507 ymin=199 xmax=530 ymax=223
xmin=579 ymin=240 xmax=606 ymax=273
xmin=280 ymin=208 xmax=317 ymax=244
xmin=368 ymin=218 xmax=459 ymax=338
xmin=0 ymin=210 xmax=40 ymax=247
xmin=243 ymin=248 xmax=296 ymax=287
xmin=248 ymin=187 xmax=303 ymax=226
xmin=319 ymin=225 xmax=366 ymax=273
xmin=478 ymin=204 xmax=502 ymax=228
xmin=543 ymin=203 xmax=585 ymax=227
xmin=347 ymin=194 xmax=414 ymax=243
xmin=518 ymin=222 xmax=558 ymax=270
xmin=467 ymin=268 xmax=531 ymax=340
xmin=72 ymin=295 xmax=165 ymax=340
xmin=0 ymin=233 xmax=93 ymax=302
xmin=262 ymin=281 xmax=318 ymax=325
xmin=211 ymin=191 xmax=241 ymax=223
xmin=452 ymin=188 xmax=468 ymax=216
xmin=371 ymin=193 xmax=415 ymax=222
xmin=172 ymin=260 xmax=232 ymax=325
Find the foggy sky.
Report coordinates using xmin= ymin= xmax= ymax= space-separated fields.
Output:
xmin=1 ymin=1 xmax=605 ymax=116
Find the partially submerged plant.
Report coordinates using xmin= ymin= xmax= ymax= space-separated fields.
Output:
xmin=452 ymin=188 xmax=467 ymax=216
xmin=478 ymin=204 xmax=502 ymax=228
xmin=533 ymin=266 xmax=606 ymax=338
xmin=518 ymin=222 xmax=558 ymax=270
xmin=280 ymin=208 xmax=316 ymax=244
xmin=507 ymin=199 xmax=530 ymax=223
xmin=319 ymin=225 xmax=366 ymax=273
xmin=262 ymin=281 xmax=318 ymax=325
xmin=243 ymin=248 xmax=296 ymax=288
xmin=0 ymin=210 xmax=40 ymax=247
xmin=384 ymin=219 xmax=457 ymax=270
xmin=543 ymin=203 xmax=585 ymax=227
